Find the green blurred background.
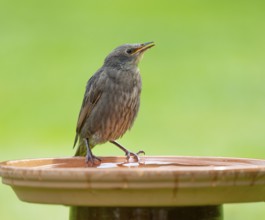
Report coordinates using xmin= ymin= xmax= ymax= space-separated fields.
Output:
xmin=0 ymin=0 xmax=264 ymax=219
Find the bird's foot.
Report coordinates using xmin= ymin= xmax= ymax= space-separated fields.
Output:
xmin=85 ymin=154 xmax=101 ymax=167
xmin=83 ymin=138 xmax=101 ymax=166
xmin=125 ymin=150 xmax=145 ymax=162
xmin=109 ymin=140 xmax=145 ymax=163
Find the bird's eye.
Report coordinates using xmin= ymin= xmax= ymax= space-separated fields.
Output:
xmin=126 ymin=49 xmax=133 ymax=54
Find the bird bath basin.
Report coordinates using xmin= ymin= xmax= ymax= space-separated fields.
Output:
xmin=1 ymin=156 xmax=265 ymax=219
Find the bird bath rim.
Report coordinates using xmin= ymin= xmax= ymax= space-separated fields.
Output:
xmin=0 ymin=156 xmax=265 ymax=206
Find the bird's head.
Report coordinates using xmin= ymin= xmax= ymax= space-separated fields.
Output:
xmin=104 ymin=42 xmax=155 ymax=69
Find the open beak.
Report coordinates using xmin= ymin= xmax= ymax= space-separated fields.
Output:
xmin=132 ymin=42 xmax=155 ymax=54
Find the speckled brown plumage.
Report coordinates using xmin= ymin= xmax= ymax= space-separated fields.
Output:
xmin=73 ymin=42 xmax=154 ymax=165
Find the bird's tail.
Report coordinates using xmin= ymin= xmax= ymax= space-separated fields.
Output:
xmin=73 ymin=134 xmax=87 ymax=156
xmin=73 ymin=133 xmax=78 ymax=149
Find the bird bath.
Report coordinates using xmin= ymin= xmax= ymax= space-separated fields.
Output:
xmin=1 ymin=156 xmax=265 ymax=220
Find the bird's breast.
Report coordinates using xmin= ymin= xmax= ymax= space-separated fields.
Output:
xmin=90 ymin=74 xmax=141 ymax=143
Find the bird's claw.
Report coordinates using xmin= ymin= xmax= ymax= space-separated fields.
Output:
xmin=125 ymin=150 xmax=145 ymax=162
xmin=109 ymin=140 xmax=145 ymax=163
xmin=86 ymin=154 xmax=101 ymax=166
xmin=136 ymin=150 xmax=145 ymax=156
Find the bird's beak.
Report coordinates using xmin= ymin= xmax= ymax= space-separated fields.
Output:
xmin=132 ymin=42 xmax=155 ymax=54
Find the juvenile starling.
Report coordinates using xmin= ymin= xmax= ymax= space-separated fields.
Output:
xmin=73 ymin=42 xmax=155 ymax=165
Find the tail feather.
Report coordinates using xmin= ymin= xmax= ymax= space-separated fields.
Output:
xmin=73 ymin=133 xmax=78 ymax=149
xmin=74 ymin=138 xmax=87 ymax=157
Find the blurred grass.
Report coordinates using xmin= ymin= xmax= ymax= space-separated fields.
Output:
xmin=0 ymin=0 xmax=264 ymax=219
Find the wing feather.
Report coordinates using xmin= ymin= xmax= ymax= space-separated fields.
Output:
xmin=73 ymin=70 xmax=103 ymax=148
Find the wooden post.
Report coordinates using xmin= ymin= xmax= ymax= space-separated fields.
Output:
xmin=69 ymin=205 xmax=223 ymax=220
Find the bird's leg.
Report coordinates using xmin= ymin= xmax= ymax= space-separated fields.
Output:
xmin=83 ymin=138 xmax=101 ymax=166
xmin=109 ymin=140 xmax=145 ymax=162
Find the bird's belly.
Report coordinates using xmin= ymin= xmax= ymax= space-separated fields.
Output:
xmin=87 ymin=89 xmax=140 ymax=144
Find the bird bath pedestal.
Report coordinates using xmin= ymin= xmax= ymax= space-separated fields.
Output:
xmin=1 ymin=156 xmax=265 ymax=220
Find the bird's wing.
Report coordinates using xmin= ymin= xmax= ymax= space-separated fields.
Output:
xmin=73 ymin=70 xmax=103 ymax=147
xmin=76 ymin=90 xmax=102 ymax=133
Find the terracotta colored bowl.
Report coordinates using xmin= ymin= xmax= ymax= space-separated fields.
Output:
xmin=0 ymin=156 xmax=265 ymax=206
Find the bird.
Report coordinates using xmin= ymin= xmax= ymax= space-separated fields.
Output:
xmin=73 ymin=42 xmax=155 ymax=165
